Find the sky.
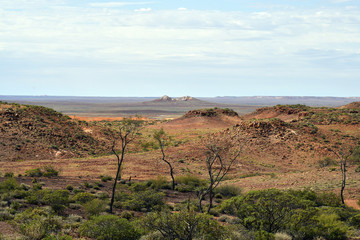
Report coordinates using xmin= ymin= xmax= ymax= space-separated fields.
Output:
xmin=0 ymin=0 xmax=359 ymax=97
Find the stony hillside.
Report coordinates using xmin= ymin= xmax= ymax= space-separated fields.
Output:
xmin=158 ymin=108 xmax=241 ymax=129
xmin=245 ymin=104 xmax=360 ymax=125
xmin=0 ymin=102 xmax=112 ymax=161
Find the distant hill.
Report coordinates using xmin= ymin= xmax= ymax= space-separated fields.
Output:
xmin=244 ymin=104 xmax=360 ymax=125
xmin=146 ymin=95 xmax=208 ymax=105
xmin=0 ymin=102 xmax=112 ymax=161
xmin=199 ymin=96 xmax=360 ymax=107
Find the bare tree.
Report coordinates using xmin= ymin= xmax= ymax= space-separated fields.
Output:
xmin=328 ymin=146 xmax=353 ymax=205
xmin=198 ymin=130 xmax=246 ymax=213
xmin=109 ymin=119 xmax=142 ymax=213
xmin=153 ymin=128 xmax=175 ymax=190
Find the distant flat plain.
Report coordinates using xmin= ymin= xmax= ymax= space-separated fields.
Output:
xmin=1 ymin=95 xmax=359 ymax=119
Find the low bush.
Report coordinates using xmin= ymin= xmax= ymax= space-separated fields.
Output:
xmin=4 ymin=172 xmax=14 ymax=178
xmin=142 ymin=208 xmax=227 ymax=240
xmin=73 ymin=192 xmax=95 ymax=204
xmin=42 ymin=165 xmax=59 ymax=177
xmin=315 ymin=192 xmax=342 ymax=207
xmin=148 ymin=176 xmax=171 ymax=190
xmin=0 ymin=177 xmax=19 ymax=192
xmin=100 ymin=175 xmax=112 ymax=182
xmin=175 ymin=174 xmax=206 ymax=192
xmin=14 ymin=208 xmax=63 ymax=240
xmin=79 ymin=215 xmax=140 ymax=240
xmin=130 ymin=182 xmax=149 ymax=192
xmin=43 ymin=190 xmax=70 ymax=214
xmin=25 ymin=168 xmax=43 ymax=177
xmin=214 ymin=185 xmax=242 ymax=198
xmin=25 ymin=166 xmax=59 ymax=178
xmin=123 ymin=190 xmax=164 ymax=212
xmin=83 ymin=199 xmax=106 ymax=217
xmin=318 ymin=157 xmax=337 ymax=168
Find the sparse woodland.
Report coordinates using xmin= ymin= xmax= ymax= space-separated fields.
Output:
xmin=1 ymin=102 xmax=360 ymax=239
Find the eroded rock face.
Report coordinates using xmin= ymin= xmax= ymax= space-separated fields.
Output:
xmin=154 ymin=95 xmax=197 ymax=102
xmin=177 ymin=96 xmax=194 ymax=101
xmin=159 ymin=95 xmax=173 ymax=101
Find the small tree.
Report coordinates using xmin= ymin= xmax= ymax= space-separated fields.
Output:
xmin=109 ymin=119 xmax=142 ymax=213
xmin=328 ymin=146 xmax=353 ymax=205
xmin=153 ymin=128 xmax=175 ymax=190
xmin=198 ymin=129 xmax=246 ymax=213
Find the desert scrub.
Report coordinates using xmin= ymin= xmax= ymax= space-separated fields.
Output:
xmin=73 ymin=192 xmax=95 ymax=204
xmin=175 ymin=174 xmax=207 ymax=192
xmin=142 ymin=207 xmax=227 ymax=240
xmin=83 ymin=199 xmax=107 ymax=217
xmin=25 ymin=165 xmax=59 ymax=177
xmin=79 ymin=215 xmax=140 ymax=240
xmin=14 ymin=208 xmax=63 ymax=240
xmin=318 ymin=157 xmax=337 ymax=168
xmin=4 ymin=172 xmax=14 ymax=178
xmin=25 ymin=168 xmax=43 ymax=177
xmin=214 ymin=184 xmax=242 ymax=198
xmin=42 ymin=190 xmax=70 ymax=214
xmin=123 ymin=190 xmax=165 ymax=212
xmin=100 ymin=175 xmax=112 ymax=182
xmin=0 ymin=177 xmax=19 ymax=192
xmin=148 ymin=175 xmax=171 ymax=190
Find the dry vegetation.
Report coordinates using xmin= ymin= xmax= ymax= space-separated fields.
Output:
xmin=1 ymin=102 xmax=360 ymax=239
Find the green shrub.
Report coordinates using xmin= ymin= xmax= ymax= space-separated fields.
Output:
xmin=26 ymin=189 xmax=50 ymax=205
xmin=42 ymin=165 xmax=59 ymax=177
xmin=214 ymin=185 xmax=242 ymax=198
xmin=120 ymin=210 xmax=134 ymax=220
xmin=349 ymin=214 xmax=360 ymax=228
xmin=65 ymin=185 xmax=73 ymax=191
xmin=12 ymin=189 xmax=28 ymax=199
xmin=149 ymin=176 xmax=171 ymax=190
xmin=130 ymin=182 xmax=149 ymax=192
xmin=349 ymin=146 xmax=360 ymax=164
xmin=95 ymin=192 xmax=109 ymax=200
xmin=315 ymin=213 xmax=349 ymax=240
xmin=175 ymin=174 xmax=206 ymax=192
xmin=100 ymin=175 xmax=112 ymax=182
xmin=0 ymin=208 xmax=14 ymax=221
xmin=14 ymin=208 xmax=63 ymax=240
xmin=73 ymin=192 xmax=95 ymax=204
xmin=318 ymin=157 xmax=337 ymax=168
xmin=4 ymin=172 xmax=14 ymax=178
xmin=220 ymin=189 xmax=314 ymax=233
xmin=43 ymin=190 xmax=70 ymax=213
xmin=25 ymin=168 xmax=43 ymax=177
xmin=115 ymin=191 xmax=130 ymax=202
xmin=79 ymin=215 xmax=140 ymax=240
xmin=43 ymin=234 xmax=73 ymax=240
xmin=142 ymin=208 xmax=227 ymax=240
xmin=0 ymin=177 xmax=19 ymax=192
xmin=123 ymin=190 xmax=164 ymax=212
xmin=83 ymin=182 xmax=93 ymax=189
xmin=315 ymin=192 xmax=342 ymax=207
xmin=83 ymin=199 xmax=106 ymax=217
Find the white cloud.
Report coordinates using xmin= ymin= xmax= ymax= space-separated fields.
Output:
xmin=135 ymin=8 xmax=152 ymax=12
xmin=178 ymin=7 xmax=187 ymax=11
xmin=0 ymin=2 xmax=359 ymax=76
xmin=89 ymin=1 xmax=152 ymax=8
